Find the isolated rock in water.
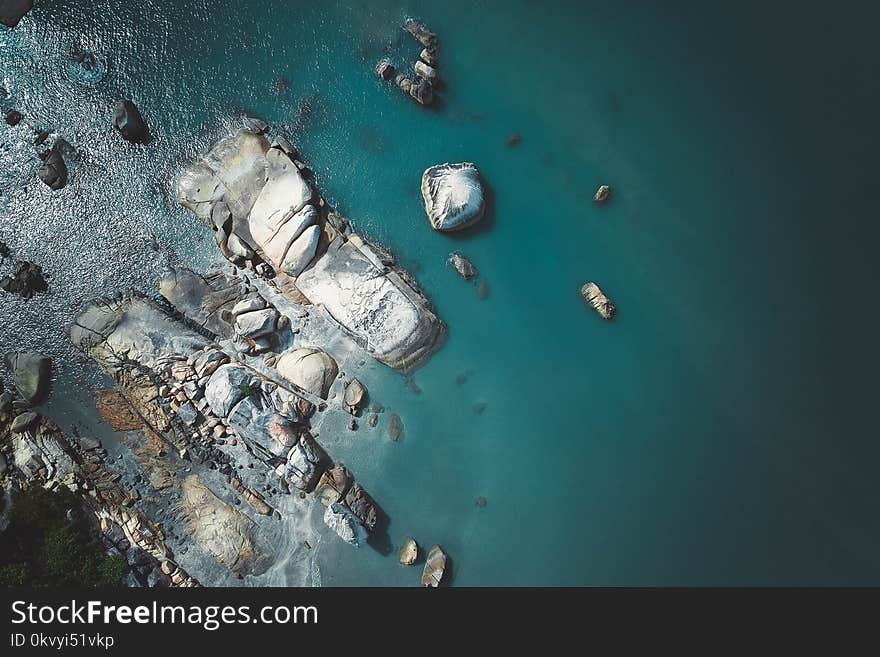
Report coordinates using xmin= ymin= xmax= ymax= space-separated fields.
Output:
xmin=580 ymin=282 xmax=616 ymax=320
xmin=414 ymin=60 xmax=438 ymax=82
xmin=324 ymin=502 xmax=368 ymax=547
xmin=4 ymin=351 xmax=51 ymax=404
xmin=449 ymin=253 xmax=477 ymax=281
xmin=403 ymin=17 xmax=439 ymax=49
xmin=180 ymin=475 xmax=272 ymax=576
xmin=343 ymin=378 xmax=366 ymax=415
xmin=0 ymin=0 xmax=33 ymax=28
xmin=113 ymin=100 xmax=149 ymax=143
xmin=421 ymin=545 xmax=447 ymax=587
xmin=388 ymin=413 xmax=403 ymax=441
xmin=315 ymin=463 xmax=352 ymax=506
xmin=10 ymin=411 xmax=39 ymax=433
xmin=594 ymin=185 xmax=612 ymax=203
xmin=275 ymin=348 xmax=338 ymax=399
xmin=0 ymin=261 xmax=48 ymax=299
xmin=37 ymin=146 xmax=68 ymax=190
xmin=375 ymin=60 xmax=396 ymax=81
xmin=399 ymin=537 xmax=419 ymax=565
xmin=4 ymin=109 xmax=23 ymax=126
xmin=421 ymin=163 xmax=486 ymax=232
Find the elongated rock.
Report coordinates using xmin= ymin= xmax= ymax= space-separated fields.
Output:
xmin=580 ymin=282 xmax=616 ymax=320
xmin=421 ymin=545 xmax=447 ymax=587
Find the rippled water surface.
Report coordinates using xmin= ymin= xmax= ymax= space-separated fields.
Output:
xmin=2 ymin=0 xmax=879 ymax=585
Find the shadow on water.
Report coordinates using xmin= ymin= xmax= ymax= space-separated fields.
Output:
xmin=367 ymin=504 xmax=393 ymax=556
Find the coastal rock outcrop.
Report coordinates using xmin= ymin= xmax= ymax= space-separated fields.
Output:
xmin=180 ymin=475 xmax=272 ymax=576
xmin=421 ymin=545 xmax=447 ymax=587
xmin=580 ymin=282 xmax=616 ymax=320
xmin=113 ymin=100 xmax=150 ymax=144
xmin=177 ymin=129 xmax=445 ymax=371
xmin=275 ymin=348 xmax=338 ymax=399
xmin=323 ymin=502 xmax=368 ymax=547
xmin=4 ymin=351 xmax=51 ymax=405
xmin=421 ymin=163 xmax=486 ymax=232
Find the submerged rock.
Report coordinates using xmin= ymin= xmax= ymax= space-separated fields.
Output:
xmin=421 ymin=545 xmax=447 ymax=587
xmin=37 ymin=145 xmax=68 ymax=190
xmin=4 ymin=351 xmax=51 ymax=405
xmin=580 ymin=282 xmax=616 ymax=320
xmin=403 ymin=18 xmax=439 ymax=49
xmin=449 ymin=253 xmax=478 ymax=281
xmin=421 ymin=162 xmax=486 ymax=232
xmin=477 ymin=279 xmax=490 ymax=300
xmin=399 ymin=537 xmax=419 ymax=565
xmin=275 ymin=348 xmax=338 ymax=400
xmin=0 ymin=261 xmax=48 ymax=299
xmin=375 ymin=60 xmax=396 ymax=81
xmin=388 ymin=413 xmax=403 ymax=442
xmin=112 ymin=100 xmax=150 ymax=144
xmin=4 ymin=109 xmax=23 ymax=126
xmin=594 ymin=185 xmax=612 ymax=203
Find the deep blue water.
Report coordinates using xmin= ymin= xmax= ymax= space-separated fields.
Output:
xmin=2 ymin=0 xmax=879 ymax=585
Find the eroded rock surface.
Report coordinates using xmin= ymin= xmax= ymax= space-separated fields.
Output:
xmin=421 ymin=162 xmax=486 ymax=232
xmin=177 ymin=130 xmax=444 ymax=371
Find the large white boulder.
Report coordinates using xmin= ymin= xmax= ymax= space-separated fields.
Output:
xmin=421 ymin=162 xmax=486 ymax=231
xmin=275 ymin=348 xmax=338 ymax=399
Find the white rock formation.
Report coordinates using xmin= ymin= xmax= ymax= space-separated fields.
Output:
xmin=177 ymin=130 xmax=445 ymax=371
xmin=323 ymin=502 xmax=368 ymax=547
xmin=421 ymin=162 xmax=486 ymax=231
xmin=275 ymin=347 xmax=338 ymax=399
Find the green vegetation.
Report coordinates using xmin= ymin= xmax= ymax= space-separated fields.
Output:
xmin=0 ymin=486 xmax=128 ymax=587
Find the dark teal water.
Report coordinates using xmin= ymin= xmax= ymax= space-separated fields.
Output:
xmin=2 ymin=1 xmax=878 ymax=585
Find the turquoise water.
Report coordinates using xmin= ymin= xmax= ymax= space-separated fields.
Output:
xmin=2 ymin=0 xmax=879 ymax=585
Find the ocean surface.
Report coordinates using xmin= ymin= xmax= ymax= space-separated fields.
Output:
xmin=2 ymin=0 xmax=879 ymax=585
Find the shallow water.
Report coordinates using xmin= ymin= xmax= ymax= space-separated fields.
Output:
xmin=2 ymin=0 xmax=879 ymax=585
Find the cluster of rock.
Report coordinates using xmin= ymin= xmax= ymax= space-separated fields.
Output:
xmin=0 ymin=259 xmax=48 ymax=299
xmin=0 ymin=366 xmax=199 ymax=588
xmin=70 ymin=266 xmax=385 ymax=555
xmin=1 ymin=96 xmax=148 ymax=194
xmin=177 ymin=128 xmax=445 ymax=372
xmin=375 ymin=18 xmax=441 ymax=106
